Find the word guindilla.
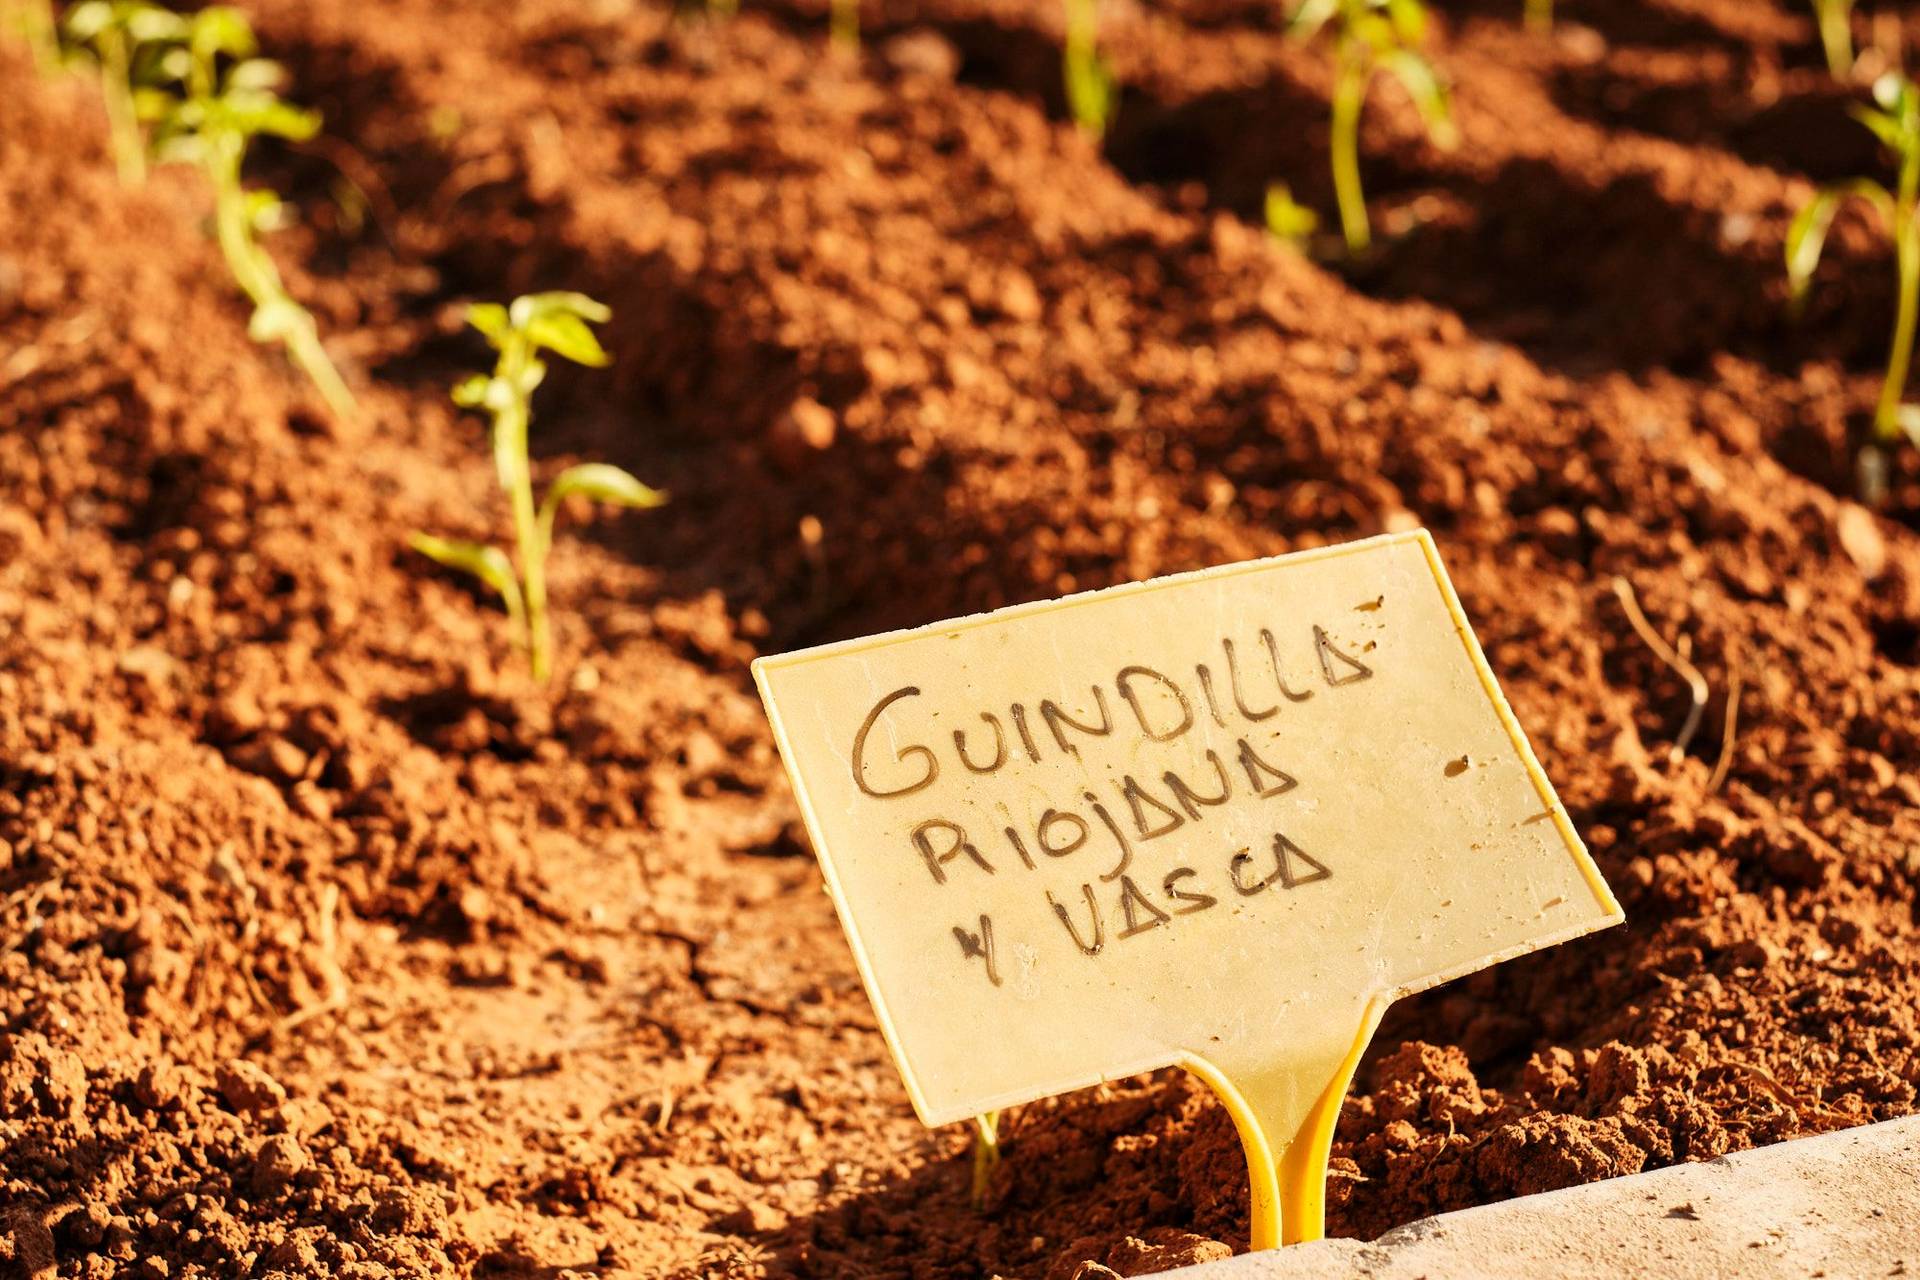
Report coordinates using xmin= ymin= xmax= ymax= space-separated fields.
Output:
xmin=844 ymin=622 xmax=1376 ymax=980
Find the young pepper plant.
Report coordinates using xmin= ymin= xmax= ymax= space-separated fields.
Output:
xmin=412 ymin=294 xmax=666 ymax=683
xmin=60 ymin=1 xmax=186 ymax=184
xmin=142 ymin=6 xmax=356 ymax=420
xmin=1063 ymin=0 xmax=1116 ymax=140
xmin=1525 ymin=0 xmax=1550 ymax=34
xmin=1289 ymin=0 xmax=1456 ymax=256
xmin=1787 ymin=72 xmax=1920 ymax=465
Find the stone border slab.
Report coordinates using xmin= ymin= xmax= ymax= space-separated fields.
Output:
xmin=1170 ymin=1115 xmax=1920 ymax=1279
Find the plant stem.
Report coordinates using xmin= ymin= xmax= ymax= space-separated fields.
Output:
xmin=1331 ymin=49 xmax=1370 ymax=256
xmin=970 ymin=1112 xmax=1000 ymax=1209
xmin=1878 ymin=149 xmax=1920 ymax=442
xmin=209 ymin=140 xmax=358 ymax=423
xmin=1815 ymin=0 xmax=1854 ymax=81
xmin=830 ymin=0 xmax=857 ymax=56
xmin=100 ymin=28 xmax=146 ymax=185
xmin=1525 ymin=0 xmax=1551 ymax=34
xmin=491 ymin=334 xmax=549 ymax=680
xmin=510 ymin=421 xmax=549 ymax=682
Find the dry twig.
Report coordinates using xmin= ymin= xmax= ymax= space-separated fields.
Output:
xmin=1611 ymin=576 xmax=1710 ymax=765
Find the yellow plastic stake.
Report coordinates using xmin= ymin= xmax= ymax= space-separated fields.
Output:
xmin=753 ymin=531 xmax=1623 ymax=1251
xmin=1183 ymin=994 xmax=1383 ymax=1246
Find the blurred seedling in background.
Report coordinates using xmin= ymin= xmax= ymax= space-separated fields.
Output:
xmin=60 ymin=1 xmax=185 ymax=184
xmin=412 ymin=294 xmax=666 ymax=683
xmin=1786 ymin=71 xmax=1920 ymax=498
xmin=1525 ymin=0 xmax=1550 ymax=34
xmin=1809 ymin=0 xmax=1856 ymax=80
xmin=1265 ymin=181 xmax=1319 ymax=249
xmin=1289 ymin=0 xmax=1456 ymax=257
xmin=1063 ymin=0 xmax=1116 ymax=140
xmin=4 ymin=0 xmax=61 ymax=74
xmin=831 ymin=0 xmax=857 ymax=56
xmin=141 ymin=6 xmax=357 ymax=420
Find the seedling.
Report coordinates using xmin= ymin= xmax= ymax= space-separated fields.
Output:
xmin=1289 ymin=0 xmax=1456 ymax=256
xmin=1810 ymin=0 xmax=1855 ymax=80
xmin=1063 ymin=0 xmax=1116 ymax=140
xmin=1265 ymin=181 xmax=1319 ymax=248
xmin=831 ymin=0 xmax=856 ymax=56
xmin=60 ymin=1 xmax=185 ymax=184
xmin=970 ymin=1111 xmax=1000 ymax=1208
xmin=412 ymin=293 xmax=666 ymax=682
xmin=1786 ymin=72 xmax=1920 ymax=466
xmin=141 ymin=6 xmax=356 ymax=420
xmin=1525 ymin=0 xmax=1551 ymax=34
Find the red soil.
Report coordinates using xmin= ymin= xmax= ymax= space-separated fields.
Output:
xmin=3 ymin=0 xmax=1918 ymax=1276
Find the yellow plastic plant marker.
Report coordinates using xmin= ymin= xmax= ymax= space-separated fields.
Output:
xmin=753 ymin=530 xmax=1622 ymax=1249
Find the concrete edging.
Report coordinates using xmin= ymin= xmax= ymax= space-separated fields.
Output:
xmin=1171 ymin=1115 xmax=1920 ymax=1279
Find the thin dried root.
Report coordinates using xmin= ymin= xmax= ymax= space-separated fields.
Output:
xmin=277 ymin=884 xmax=348 ymax=1033
xmin=1708 ymin=665 xmax=1742 ymax=794
xmin=1611 ymin=576 xmax=1710 ymax=765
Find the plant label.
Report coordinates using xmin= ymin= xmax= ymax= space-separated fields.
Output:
xmin=753 ymin=530 xmax=1622 ymax=1248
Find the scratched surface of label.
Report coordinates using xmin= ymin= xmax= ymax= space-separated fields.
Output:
xmin=754 ymin=531 xmax=1621 ymax=1127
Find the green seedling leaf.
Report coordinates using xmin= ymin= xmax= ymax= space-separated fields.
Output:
xmin=1785 ymin=179 xmax=1892 ymax=304
xmin=510 ymin=291 xmax=613 ymax=329
xmin=61 ymin=1 xmax=116 ymax=43
xmin=1852 ymin=104 xmax=1908 ymax=153
xmin=525 ymin=311 xmax=612 ymax=367
xmin=538 ymin=463 xmax=667 ymax=557
xmin=544 ymin=463 xmax=668 ymax=512
xmin=1385 ymin=0 xmax=1425 ymax=45
xmin=408 ymin=533 xmax=529 ymax=648
xmin=1265 ymin=182 xmax=1319 ymax=246
xmin=1061 ymin=0 xmax=1116 ymax=139
xmin=187 ymin=4 xmax=255 ymax=60
xmin=409 ymin=534 xmax=517 ymax=600
xmin=1378 ymin=48 xmax=1456 ymax=149
xmin=451 ymin=374 xmax=492 ymax=408
xmin=1287 ymin=0 xmax=1340 ymax=39
xmin=467 ymin=303 xmax=511 ymax=345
